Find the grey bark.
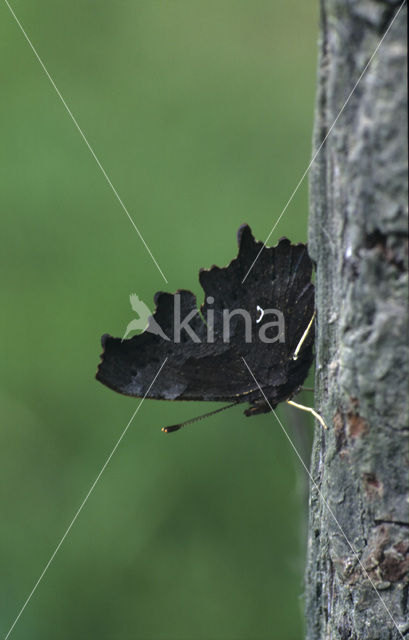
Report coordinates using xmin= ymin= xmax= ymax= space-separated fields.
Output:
xmin=305 ymin=1 xmax=408 ymax=639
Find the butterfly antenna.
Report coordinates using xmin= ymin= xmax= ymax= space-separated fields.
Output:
xmin=162 ymin=401 xmax=240 ymax=434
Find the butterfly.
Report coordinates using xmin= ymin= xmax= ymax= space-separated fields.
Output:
xmin=96 ymin=224 xmax=323 ymax=432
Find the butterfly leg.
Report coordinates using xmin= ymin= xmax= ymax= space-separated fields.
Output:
xmin=293 ymin=311 xmax=316 ymax=361
xmin=286 ymin=399 xmax=328 ymax=429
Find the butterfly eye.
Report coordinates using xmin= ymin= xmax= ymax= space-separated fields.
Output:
xmin=256 ymin=305 xmax=264 ymax=324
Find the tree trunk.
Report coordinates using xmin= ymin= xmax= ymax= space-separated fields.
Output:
xmin=305 ymin=1 xmax=408 ymax=639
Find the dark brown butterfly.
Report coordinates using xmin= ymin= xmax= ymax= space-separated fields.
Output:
xmin=96 ymin=224 xmax=318 ymax=432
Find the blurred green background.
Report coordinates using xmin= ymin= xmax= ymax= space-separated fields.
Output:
xmin=1 ymin=1 xmax=318 ymax=638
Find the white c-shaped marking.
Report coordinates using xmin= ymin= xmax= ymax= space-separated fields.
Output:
xmin=256 ymin=305 xmax=264 ymax=324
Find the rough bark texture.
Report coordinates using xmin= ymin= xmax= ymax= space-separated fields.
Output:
xmin=305 ymin=1 xmax=408 ymax=639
